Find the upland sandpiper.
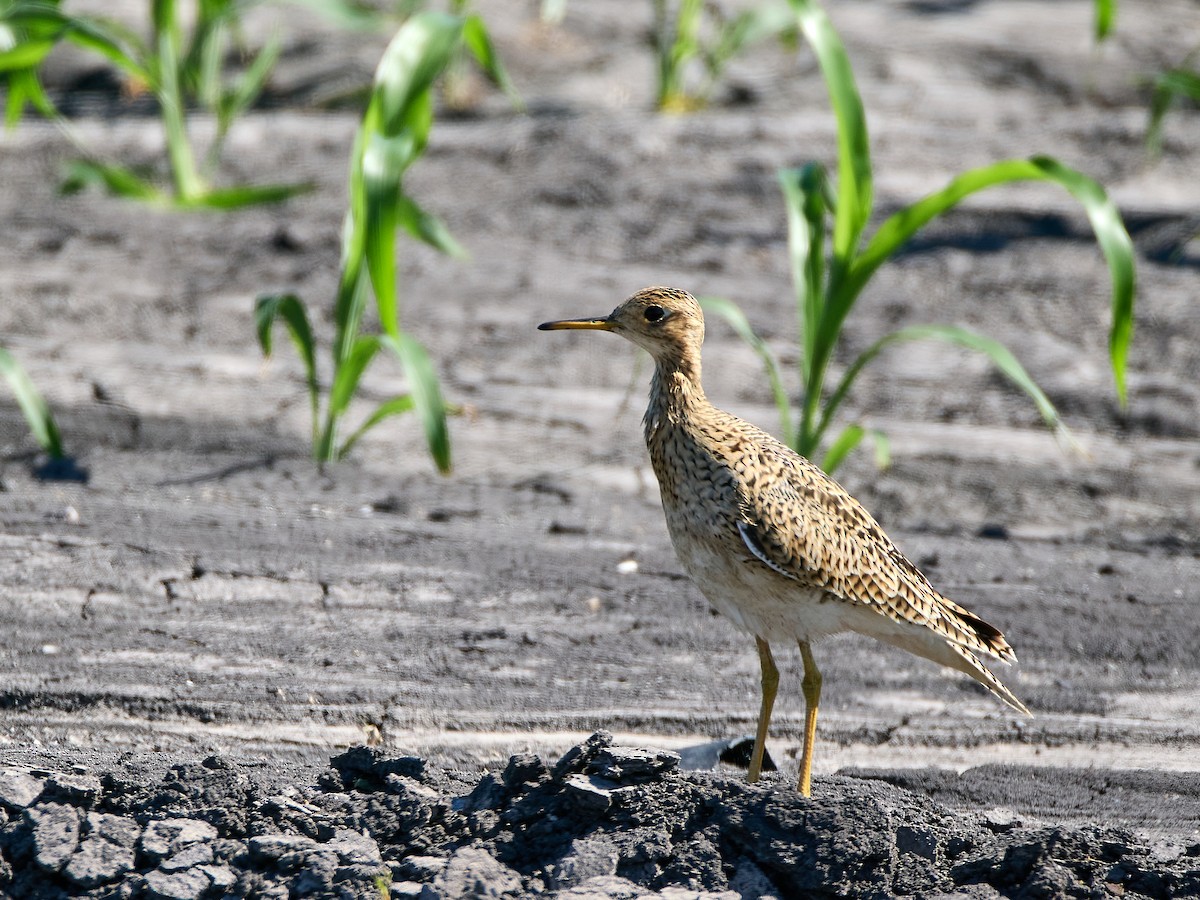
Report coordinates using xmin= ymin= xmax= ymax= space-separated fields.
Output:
xmin=539 ymin=287 xmax=1029 ymax=796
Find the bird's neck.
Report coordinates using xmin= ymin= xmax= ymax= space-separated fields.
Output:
xmin=644 ymin=352 xmax=707 ymax=439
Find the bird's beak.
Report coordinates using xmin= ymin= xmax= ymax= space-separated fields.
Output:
xmin=537 ymin=316 xmax=614 ymax=332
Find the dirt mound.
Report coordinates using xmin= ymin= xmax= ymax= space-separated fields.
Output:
xmin=3 ymin=732 xmax=1197 ymax=898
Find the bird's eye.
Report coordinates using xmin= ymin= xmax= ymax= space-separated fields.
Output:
xmin=643 ymin=305 xmax=668 ymax=323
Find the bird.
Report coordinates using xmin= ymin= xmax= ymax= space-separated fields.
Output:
xmin=539 ymin=286 xmax=1029 ymax=796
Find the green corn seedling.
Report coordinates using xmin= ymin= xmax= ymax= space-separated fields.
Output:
xmin=1091 ymin=0 xmax=1198 ymax=158
xmin=359 ymin=0 xmax=519 ymax=112
xmin=1146 ymin=62 xmax=1200 ymax=157
xmin=256 ymin=12 xmax=479 ymax=470
xmin=0 ymin=0 xmax=338 ymax=207
xmin=702 ymin=0 xmax=1136 ymax=474
xmin=0 ymin=346 xmax=64 ymax=460
xmin=653 ymin=0 xmax=795 ymax=112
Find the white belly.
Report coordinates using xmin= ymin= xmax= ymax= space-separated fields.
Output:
xmin=670 ymin=529 xmax=876 ymax=646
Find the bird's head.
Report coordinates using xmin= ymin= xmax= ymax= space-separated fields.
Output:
xmin=538 ymin=287 xmax=705 ymax=363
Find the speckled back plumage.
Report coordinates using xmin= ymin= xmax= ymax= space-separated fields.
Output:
xmin=629 ymin=287 xmax=1027 ymax=714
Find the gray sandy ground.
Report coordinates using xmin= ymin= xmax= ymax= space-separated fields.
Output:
xmin=1 ymin=0 xmax=1199 ymax=895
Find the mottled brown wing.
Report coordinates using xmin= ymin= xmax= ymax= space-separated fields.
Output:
xmin=728 ymin=422 xmax=1015 ymax=663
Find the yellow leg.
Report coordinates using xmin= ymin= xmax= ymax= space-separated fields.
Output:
xmin=796 ymin=639 xmax=822 ymax=797
xmin=748 ymin=637 xmax=778 ymax=783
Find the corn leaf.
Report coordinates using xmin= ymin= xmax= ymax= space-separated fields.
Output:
xmin=779 ymin=164 xmax=827 ymax=384
xmin=0 ymin=346 xmax=64 ymax=458
xmin=184 ymin=182 xmax=313 ymax=209
xmin=462 ymin=13 xmax=521 ymax=106
xmin=1093 ymin=0 xmax=1116 ymax=41
xmin=372 ymin=12 xmax=463 ymax=137
xmin=4 ymin=66 xmax=56 ymax=126
xmin=1147 ymin=67 xmax=1200 ymax=155
xmin=395 ymin=194 xmax=467 ymax=258
xmin=380 ymin=332 xmax=450 ymax=473
xmin=288 ymin=0 xmax=381 ymax=30
xmin=820 ymin=423 xmax=863 ymax=474
xmin=59 ymin=160 xmax=164 ymax=201
xmin=819 ymin=323 xmax=1074 ymax=455
xmin=337 ymin=394 xmax=416 ymax=460
xmin=790 ymin=0 xmax=872 ymax=267
xmin=847 ymin=157 xmax=1135 ymax=405
xmin=0 ymin=38 xmax=56 ymax=71
xmin=362 ymin=130 xmax=408 ymax=339
xmin=700 ymin=295 xmax=795 ymax=447
xmin=328 ymin=335 xmax=380 ymax=419
xmin=255 ymin=293 xmax=320 ymax=440
xmin=219 ymin=31 xmax=281 ymax=133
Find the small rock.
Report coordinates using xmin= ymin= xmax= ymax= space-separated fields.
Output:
xmin=199 ymin=863 xmax=236 ymax=891
xmin=982 ymin=807 xmax=1021 ymax=833
xmin=62 ymin=811 xmax=140 ymax=887
xmin=386 ymin=773 xmax=441 ymax=800
xmin=248 ymin=833 xmax=319 ymax=865
xmin=159 ymin=842 xmax=214 ymax=872
xmin=143 ymin=867 xmax=213 ymax=900
xmin=0 ymin=769 xmax=45 ymax=810
xmin=141 ymin=818 xmax=219 ymax=865
xmin=44 ymin=771 xmax=102 ymax=806
xmin=455 ymin=774 xmax=508 ymax=814
xmin=588 ymin=746 xmax=680 ymax=782
xmin=327 ymin=828 xmax=383 ymax=865
xmin=390 ymin=881 xmax=426 ymax=899
xmin=553 ymin=732 xmax=614 ymax=780
xmin=330 ymin=746 xmax=426 ymax=790
xmin=27 ymin=802 xmax=81 ymax=872
xmin=555 ymin=875 xmax=647 ymax=899
xmin=550 ymin=837 xmax=619 ymax=889
xmin=433 ymin=847 xmax=523 ymax=898
xmin=501 ymin=753 xmax=549 ymax=790
xmin=395 ymin=854 xmax=447 ymax=881
xmin=562 ymin=775 xmax=622 ymax=814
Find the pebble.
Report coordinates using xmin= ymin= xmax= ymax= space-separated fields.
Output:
xmin=141 ymin=818 xmax=219 ymax=864
xmin=0 ymin=769 xmax=45 ymax=810
xmin=61 ymin=811 xmax=140 ymax=888
xmin=27 ymin=802 xmax=80 ymax=872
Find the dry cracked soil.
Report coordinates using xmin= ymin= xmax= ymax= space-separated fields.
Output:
xmin=1 ymin=0 xmax=1199 ymax=897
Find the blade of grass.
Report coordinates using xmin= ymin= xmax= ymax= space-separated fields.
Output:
xmin=0 ymin=346 xmax=64 ymax=458
xmin=699 ymin=296 xmax=795 ymax=447
xmin=380 ymin=332 xmax=450 ymax=473
xmin=328 ymin=335 xmax=380 ymax=421
xmin=846 ymin=156 xmax=1135 ymax=406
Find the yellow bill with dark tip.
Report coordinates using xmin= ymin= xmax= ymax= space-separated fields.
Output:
xmin=537 ymin=316 xmax=613 ymax=331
